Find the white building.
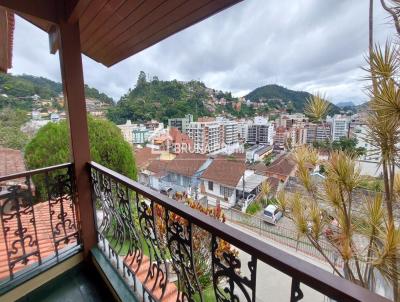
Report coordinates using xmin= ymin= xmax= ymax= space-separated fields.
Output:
xmin=353 ymin=123 xmax=380 ymax=162
xmin=118 ymin=120 xmax=136 ymax=143
xmin=237 ymin=120 xmax=249 ymax=141
xmin=187 ymin=121 xmax=224 ymax=153
xmin=247 ymin=116 xmax=274 ymax=145
xmin=327 ymin=115 xmax=350 ymax=141
xmin=223 ymin=121 xmax=239 ymax=145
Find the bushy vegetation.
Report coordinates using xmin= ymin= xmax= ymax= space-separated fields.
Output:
xmin=312 ymin=137 xmax=366 ymax=157
xmin=0 ymin=73 xmax=113 ymax=111
xmin=245 ymin=84 xmax=340 ymax=113
xmin=107 ymin=71 xmax=211 ymax=124
xmin=246 ymin=201 xmax=262 ymax=215
xmin=0 ymin=108 xmax=29 ymax=149
xmin=25 ymin=116 xmax=136 ymax=179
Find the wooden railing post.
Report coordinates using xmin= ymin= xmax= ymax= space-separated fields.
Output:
xmin=57 ymin=18 xmax=96 ymax=256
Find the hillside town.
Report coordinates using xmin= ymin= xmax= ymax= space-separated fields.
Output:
xmin=112 ymin=109 xmax=379 ymax=211
xmin=0 ymin=1 xmax=399 ymax=302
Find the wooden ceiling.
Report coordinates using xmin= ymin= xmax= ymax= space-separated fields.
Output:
xmin=1 ymin=0 xmax=242 ymax=68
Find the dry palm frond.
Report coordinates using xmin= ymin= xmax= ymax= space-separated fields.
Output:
xmin=371 ymin=223 xmax=400 ymax=283
xmin=323 ymin=178 xmax=342 ymax=209
xmin=291 ymin=193 xmax=308 ymax=235
xmin=355 ymin=193 xmax=384 ymax=237
xmin=365 ymin=42 xmax=400 ymax=81
xmin=326 ymin=151 xmax=361 ymax=193
xmin=304 ymin=92 xmax=331 ymax=122
xmin=394 ymin=173 xmax=400 ymax=196
xmin=261 ymin=180 xmax=271 ymax=198
xmin=309 ymin=202 xmax=324 ymax=240
xmin=366 ymin=111 xmax=400 ymax=165
xmin=276 ymin=190 xmax=289 ymax=213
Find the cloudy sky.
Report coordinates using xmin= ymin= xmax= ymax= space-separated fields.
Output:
xmin=10 ymin=0 xmax=395 ymax=104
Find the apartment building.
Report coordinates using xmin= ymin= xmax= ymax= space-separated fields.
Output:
xmin=327 ymin=115 xmax=350 ymax=141
xmin=223 ymin=121 xmax=239 ymax=145
xmin=247 ymin=117 xmax=274 ymax=145
xmin=289 ymin=125 xmax=308 ymax=146
xmin=237 ymin=120 xmax=249 ymax=142
xmin=187 ymin=121 xmax=224 ymax=153
xmin=274 ymin=126 xmax=290 ymax=148
xmin=353 ymin=124 xmax=380 ymax=162
xmin=306 ymin=123 xmax=331 ymax=143
xmin=168 ymin=114 xmax=193 ymax=133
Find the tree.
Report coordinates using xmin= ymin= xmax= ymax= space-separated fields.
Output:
xmin=136 ymin=71 xmax=147 ymax=88
xmin=25 ymin=116 xmax=136 ymax=194
xmin=0 ymin=108 xmax=30 ymax=150
xmin=279 ymin=148 xmax=399 ymax=296
xmin=366 ymin=43 xmax=400 ymax=300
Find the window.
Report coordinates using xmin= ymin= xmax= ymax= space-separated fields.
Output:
xmin=208 ymin=181 xmax=213 ymax=191
xmin=220 ymin=186 xmax=233 ymax=198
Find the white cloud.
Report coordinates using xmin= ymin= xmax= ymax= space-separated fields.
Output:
xmin=9 ymin=0 xmax=395 ymax=104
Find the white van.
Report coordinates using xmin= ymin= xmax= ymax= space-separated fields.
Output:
xmin=263 ymin=205 xmax=283 ymax=225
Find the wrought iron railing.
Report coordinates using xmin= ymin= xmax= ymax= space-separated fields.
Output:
xmin=0 ymin=163 xmax=81 ymax=290
xmin=89 ymin=161 xmax=390 ymax=302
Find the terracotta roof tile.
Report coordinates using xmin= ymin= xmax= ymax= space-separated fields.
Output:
xmin=201 ymin=156 xmax=245 ymax=187
xmin=265 ymin=154 xmax=296 ymax=177
xmin=0 ymin=148 xmax=25 ymax=187
xmin=166 ymin=153 xmax=208 ymax=177
xmin=135 ymin=147 xmax=159 ymax=170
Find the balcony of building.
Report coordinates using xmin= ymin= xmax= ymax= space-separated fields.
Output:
xmin=0 ymin=1 xmax=394 ymax=302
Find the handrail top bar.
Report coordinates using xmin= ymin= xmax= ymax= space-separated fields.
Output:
xmin=0 ymin=163 xmax=73 ymax=183
xmin=89 ymin=161 xmax=390 ymax=302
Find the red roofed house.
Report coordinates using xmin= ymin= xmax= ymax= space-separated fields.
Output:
xmin=161 ymin=153 xmax=212 ymax=197
xmin=0 ymin=148 xmax=26 ymax=192
xmin=200 ymin=156 xmax=246 ymax=208
xmin=169 ymin=127 xmax=193 ymax=154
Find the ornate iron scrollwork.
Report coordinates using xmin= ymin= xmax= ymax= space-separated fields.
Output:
xmin=290 ymin=279 xmax=304 ymax=301
xmin=0 ymin=177 xmax=41 ymax=279
xmin=211 ymin=235 xmax=257 ymax=302
xmin=136 ymin=194 xmax=168 ymax=300
xmin=45 ymin=167 xmax=79 ymax=255
xmin=165 ymin=210 xmax=202 ymax=302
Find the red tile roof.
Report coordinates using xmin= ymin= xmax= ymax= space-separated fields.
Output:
xmin=201 ymin=156 xmax=245 ymax=188
xmin=0 ymin=148 xmax=25 ymax=187
xmin=166 ymin=153 xmax=208 ymax=177
xmin=135 ymin=147 xmax=160 ymax=170
xmin=265 ymin=154 xmax=296 ymax=177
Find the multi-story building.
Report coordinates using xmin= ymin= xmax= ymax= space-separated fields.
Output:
xmin=274 ymin=126 xmax=290 ymax=148
xmin=289 ymin=125 xmax=307 ymax=146
xmin=187 ymin=121 xmax=224 ymax=153
xmin=306 ymin=123 xmax=331 ymax=143
xmin=278 ymin=113 xmax=308 ymax=128
xmin=168 ymin=114 xmax=193 ymax=134
xmin=223 ymin=121 xmax=239 ymax=145
xmin=247 ymin=117 xmax=274 ymax=145
xmin=237 ymin=120 xmax=249 ymax=142
xmin=327 ymin=115 xmax=350 ymax=141
xmin=353 ymin=123 xmax=379 ymax=162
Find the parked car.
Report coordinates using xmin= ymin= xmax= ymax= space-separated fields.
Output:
xmin=263 ymin=205 xmax=283 ymax=225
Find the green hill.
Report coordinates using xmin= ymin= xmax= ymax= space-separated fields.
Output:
xmin=107 ymin=72 xmax=212 ymax=124
xmin=0 ymin=73 xmax=114 ymax=111
xmin=245 ymin=84 xmax=340 ymax=113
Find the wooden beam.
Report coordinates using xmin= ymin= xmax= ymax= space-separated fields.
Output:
xmin=0 ymin=7 xmax=12 ymax=72
xmin=48 ymin=25 xmax=59 ymax=54
xmin=0 ymin=0 xmax=57 ymax=23
xmin=65 ymin=0 xmax=91 ymax=24
xmin=57 ymin=17 xmax=96 ymax=256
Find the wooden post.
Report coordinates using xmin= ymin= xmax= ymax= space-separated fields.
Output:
xmin=57 ymin=18 xmax=96 ymax=256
